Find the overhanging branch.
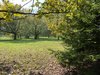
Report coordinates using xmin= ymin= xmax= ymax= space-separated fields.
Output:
xmin=0 ymin=10 xmax=67 ymax=21
xmin=0 ymin=18 xmax=5 ymax=20
xmin=0 ymin=10 xmax=33 ymax=15
xmin=0 ymin=10 xmax=67 ymax=15
xmin=0 ymin=17 xmax=27 ymax=20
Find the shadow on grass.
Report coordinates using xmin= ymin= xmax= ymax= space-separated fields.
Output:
xmin=0 ymin=37 xmax=61 ymax=43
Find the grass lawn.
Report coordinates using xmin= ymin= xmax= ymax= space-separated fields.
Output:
xmin=0 ymin=37 xmax=64 ymax=74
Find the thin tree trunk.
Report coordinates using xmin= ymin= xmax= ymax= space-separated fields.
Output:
xmin=34 ymin=25 xmax=40 ymax=39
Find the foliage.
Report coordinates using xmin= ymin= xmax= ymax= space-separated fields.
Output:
xmin=41 ymin=0 xmax=100 ymax=75
xmin=0 ymin=1 xmax=22 ymax=21
xmin=0 ymin=1 xmax=50 ymax=40
xmin=0 ymin=1 xmax=25 ymax=40
xmin=19 ymin=15 xmax=49 ymax=39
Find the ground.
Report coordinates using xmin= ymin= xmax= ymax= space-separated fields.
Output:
xmin=0 ymin=37 xmax=65 ymax=75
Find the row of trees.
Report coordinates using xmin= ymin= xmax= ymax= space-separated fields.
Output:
xmin=0 ymin=1 xmax=52 ymax=40
xmin=0 ymin=16 xmax=51 ymax=40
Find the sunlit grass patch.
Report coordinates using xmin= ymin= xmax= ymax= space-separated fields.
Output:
xmin=0 ymin=38 xmax=64 ymax=74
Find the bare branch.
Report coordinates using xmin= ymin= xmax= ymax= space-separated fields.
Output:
xmin=18 ymin=0 xmax=33 ymax=10
xmin=31 ymin=0 xmax=34 ymax=12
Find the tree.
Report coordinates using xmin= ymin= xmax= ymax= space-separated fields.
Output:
xmin=18 ymin=17 xmax=34 ymax=39
xmin=0 ymin=1 xmax=23 ymax=40
xmin=41 ymin=0 xmax=100 ymax=75
xmin=32 ymin=16 xmax=47 ymax=39
xmin=0 ymin=20 xmax=21 ymax=40
xmin=19 ymin=15 xmax=47 ymax=39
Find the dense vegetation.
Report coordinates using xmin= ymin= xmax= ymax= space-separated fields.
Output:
xmin=0 ymin=0 xmax=100 ymax=75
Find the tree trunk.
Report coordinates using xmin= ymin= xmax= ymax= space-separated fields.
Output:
xmin=47 ymin=33 xmax=50 ymax=38
xmin=13 ymin=33 xmax=17 ymax=40
xmin=34 ymin=34 xmax=39 ymax=39
xmin=34 ymin=25 xmax=40 ymax=39
xmin=34 ymin=25 xmax=39 ymax=40
xmin=57 ymin=36 xmax=60 ymax=40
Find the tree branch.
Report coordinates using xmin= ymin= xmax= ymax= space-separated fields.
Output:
xmin=0 ymin=10 xmax=33 ymax=14
xmin=0 ymin=10 xmax=67 ymax=21
xmin=0 ymin=18 xmax=5 ymax=20
xmin=18 ymin=0 xmax=33 ymax=10
xmin=0 ymin=10 xmax=67 ymax=15
xmin=0 ymin=17 xmax=27 ymax=20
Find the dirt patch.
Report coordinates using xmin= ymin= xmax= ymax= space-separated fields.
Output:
xmin=0 ymin=58 xmax=67 ymax=75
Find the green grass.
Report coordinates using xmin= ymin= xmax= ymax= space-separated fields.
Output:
xmin=0 ymin=37 xmax=64 ymax=52
xmin=0 ymin=37 xmax=64 ymax=74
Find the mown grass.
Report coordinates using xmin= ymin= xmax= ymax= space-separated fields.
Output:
xmin=0 ymin=37 xmax=64 ymax=74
